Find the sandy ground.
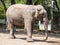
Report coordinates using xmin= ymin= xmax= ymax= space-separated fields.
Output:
xmin=0 ymin=29 xmax=60 ymax=45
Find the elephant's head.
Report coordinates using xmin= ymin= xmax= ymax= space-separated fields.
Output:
xmin=34 ymin=5 xmax=47 ymax=19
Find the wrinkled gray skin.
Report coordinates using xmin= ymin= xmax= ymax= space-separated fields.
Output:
xmin=6 ymin=4 xmax=48 ymax=41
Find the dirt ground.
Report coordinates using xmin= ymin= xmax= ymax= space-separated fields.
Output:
xmin=0 ymin=29 xmax=60 ymax=45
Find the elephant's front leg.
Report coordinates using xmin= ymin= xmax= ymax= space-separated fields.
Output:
xmin=24 ymin=19 xmax=33 ymax=42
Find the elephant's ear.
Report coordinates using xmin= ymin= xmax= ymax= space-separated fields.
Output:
xmin=34 ymin=9 xmax=38 ymax=18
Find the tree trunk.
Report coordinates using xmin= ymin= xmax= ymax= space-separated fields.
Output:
xmin=26 ymin=0 xmax=32 ymax=5
xmin=0 ymin=0 xmax=7 ymax=12
xmin=34 ymin=0 xmax=39 ymax=5
xmin=11 ymin=0 xmax=15 ymax=5
xmin=54 ymin=0 xmax=60 ymax=10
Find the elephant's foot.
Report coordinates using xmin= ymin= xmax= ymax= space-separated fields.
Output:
xmin=9 ymin=35 xmax=16 ymax=39
xmin=26 ymin=38 xmax=33 ymax=42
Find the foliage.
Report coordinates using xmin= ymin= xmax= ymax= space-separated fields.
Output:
xmin=0 ymin=2 xmax=6 ymax=19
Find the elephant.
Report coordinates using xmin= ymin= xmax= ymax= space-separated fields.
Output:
xmin=6 ymin=4 xmax=48 ymax=42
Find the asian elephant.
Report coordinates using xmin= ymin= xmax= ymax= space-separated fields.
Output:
xmin=6 ymin=4 xmax=48 ymax=41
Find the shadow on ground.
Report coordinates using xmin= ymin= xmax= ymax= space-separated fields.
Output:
xmin=13 ymin=37 xmax=60 ymax=43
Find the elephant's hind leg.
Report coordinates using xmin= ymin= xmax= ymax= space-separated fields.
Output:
xmin=7 ymin=18 xmax=16 ymax=39
xmin=10 ymin=26 xmax=16 ymax=39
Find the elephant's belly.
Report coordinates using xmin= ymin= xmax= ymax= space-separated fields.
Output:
xmin=13 ymin=19 xmax=24 ymax=26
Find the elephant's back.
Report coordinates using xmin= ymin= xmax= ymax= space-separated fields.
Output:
xmin=6 ymin=4 xmax=35 ymax=16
